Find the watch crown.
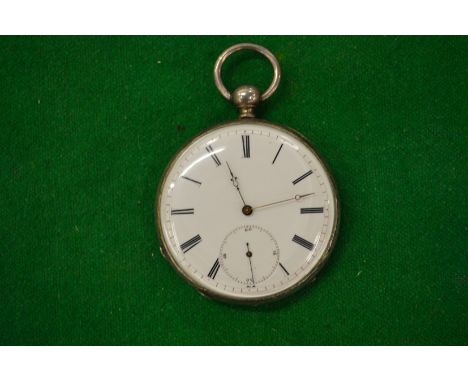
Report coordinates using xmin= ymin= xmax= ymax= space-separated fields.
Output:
xmin=231 ymin=85 xmax=260 ymax=118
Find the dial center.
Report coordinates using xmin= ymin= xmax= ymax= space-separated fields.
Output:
xmin=242 ymin=205 xmax=253 ymax=216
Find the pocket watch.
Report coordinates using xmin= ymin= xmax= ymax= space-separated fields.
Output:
xmin=156 ymin=43 xmax=339 ymax=304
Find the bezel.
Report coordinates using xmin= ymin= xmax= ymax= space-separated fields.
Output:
xmin=155 ymin=118 xmax=340 ymax=305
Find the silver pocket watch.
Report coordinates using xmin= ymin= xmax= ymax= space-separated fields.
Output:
xmin=156 ymin=43 xmax=339 ymax=304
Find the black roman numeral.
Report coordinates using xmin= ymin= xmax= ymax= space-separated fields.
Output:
xmin=171 ymin=208 xmax=194 ymax=215
xmin=292 ymin=234 xmax=314 ymax=250
xmin=181 ymin=175 xmax=202 ymax=186
xmin=206 ymin=145 xmax=221 ymax=166
xmin=242 ymin=135 xmax=250 ymax=158
xmin=300 ymin=207 xmax=324 ymax=214
xmin=208 ymin=258 xmax=220 ymax=279
xmin=180 ymin=234 xmax=202 ymax=253
xmin=272 ymin=143 xmax=283 ymax=164
xmin=279 ymin=262 xmax=289 ymax=276
xmin=292 ymin=170 xmax=313 ymax=185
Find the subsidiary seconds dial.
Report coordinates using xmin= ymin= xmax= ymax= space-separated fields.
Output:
xmin=219 ymin=225 xmax=280 ymax=287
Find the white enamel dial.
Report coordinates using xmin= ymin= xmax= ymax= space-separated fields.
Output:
xmin=157 ymin=120 xmax=338 ymax=303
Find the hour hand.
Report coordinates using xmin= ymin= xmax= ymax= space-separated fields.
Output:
xmin=225 ymin=161 xmax=248 ymax=208
xmin=226 ymin=162 xmax=240 ymax=188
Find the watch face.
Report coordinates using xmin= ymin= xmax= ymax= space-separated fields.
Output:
xmin=157 ymin=120 xmax=339 ymax=303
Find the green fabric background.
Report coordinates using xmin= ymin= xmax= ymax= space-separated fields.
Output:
xmin=0 ymin=36 xmax=466 ymax=345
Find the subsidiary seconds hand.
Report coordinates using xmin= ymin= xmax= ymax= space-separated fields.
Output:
xmin=246 ymin=242 xmax=255 ymax=286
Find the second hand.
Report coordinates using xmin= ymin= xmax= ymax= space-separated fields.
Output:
xmin=246 ymin=242 xmax=255 ymax=286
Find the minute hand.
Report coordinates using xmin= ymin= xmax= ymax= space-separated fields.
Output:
xmin=253 ymin=193 xmax=314 ymax=210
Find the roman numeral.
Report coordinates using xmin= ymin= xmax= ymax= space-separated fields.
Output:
xmin=292 ymin=170 xmax=313 ymax=185
xmin=180 ymin=234 xmax=202 ymax=253
xmin=171 ymin=208 xmax=194 ymax=215
xmin=279 ymin=262 xmax=289 ymax=276
xmin=181 ymin=175 xmax=202 ymax=186
xmin=206 ymin=145 xmax=221 ymax=166
xmin=300 ymin=207 xmax=324 ymax=214
xmin=272 ymin=143 xmax=283 ymax=164
xmin=208 ymin=258 xmax=220 ymax=279
xmin=242 ymin=135 xmax=250 ymax=158
xmin=292 ymin=234 xmax=314 ymax=250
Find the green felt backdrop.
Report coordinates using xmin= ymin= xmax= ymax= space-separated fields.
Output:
xmin=0 ymin=36 xmax=466 ymax=345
